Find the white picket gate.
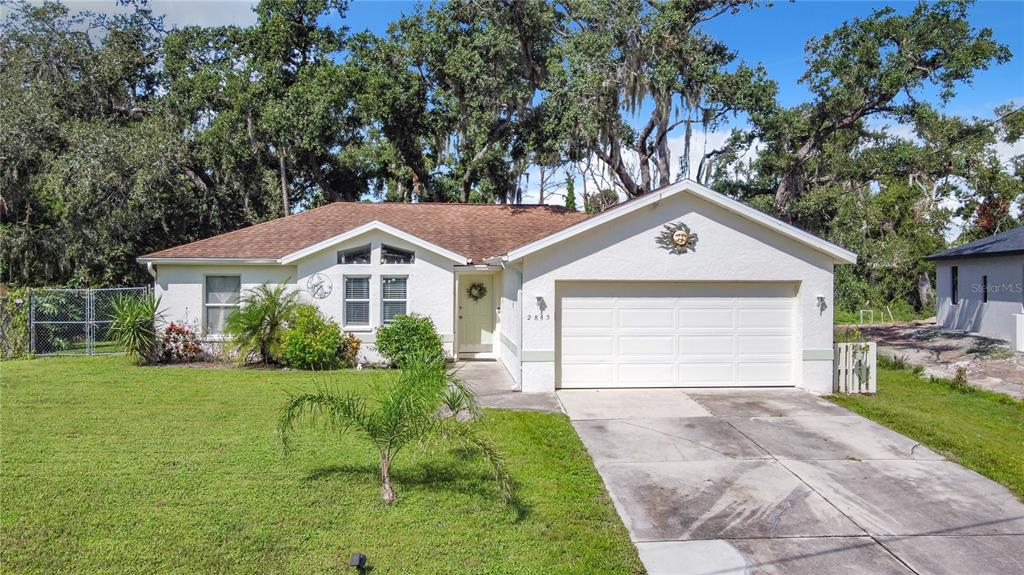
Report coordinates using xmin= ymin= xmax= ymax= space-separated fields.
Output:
xmin=834 ymin=342 xmax=877 ymax=394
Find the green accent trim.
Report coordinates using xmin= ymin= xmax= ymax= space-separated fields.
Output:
xmin=803 ymin=349 xmax=834 ymax=361
xmin=499 ymin=332 xmax=518 ymax=355
xmin=522 ymin=350 xmax=554 ymax=362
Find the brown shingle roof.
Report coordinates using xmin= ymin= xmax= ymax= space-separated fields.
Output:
xmin=142 ymin=202 xmax=592 ymax=264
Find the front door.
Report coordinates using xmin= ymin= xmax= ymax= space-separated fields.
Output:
xmin=458 ymin=274 xmax=495 ymax=354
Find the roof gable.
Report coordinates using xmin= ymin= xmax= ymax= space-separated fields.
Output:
xmin=279 ymin=221 xmax=468 ymax=264
xmin=501 ymin=180 xmax=857 ymax=264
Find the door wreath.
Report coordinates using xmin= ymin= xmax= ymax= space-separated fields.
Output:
xmin=467 ymin=282 xmax=488 ymax=301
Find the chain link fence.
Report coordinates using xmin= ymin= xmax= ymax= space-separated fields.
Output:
xmin=29 ymin=287 xmax=150 ymax=356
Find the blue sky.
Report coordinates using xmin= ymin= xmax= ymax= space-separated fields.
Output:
xmin=332 ymin=0 xmax=1024 ymax=207
xmin=338 ymin=0 xmax=1024 ymax=120
xmin=47 ymin=1 xmax=1022 ymax=120
xmin=39 ymin=0 xmax=1023 ymax=207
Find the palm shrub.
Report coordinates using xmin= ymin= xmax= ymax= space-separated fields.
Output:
xmin=224 ymin=283 xmax=301 ymax=365
xmin=109 ymin=293 xmax=162 ymax=364
xmin=374 ymin=314 xmax=444 ymax=367
xmin=279 ymin=349 xmax=511 ymax=505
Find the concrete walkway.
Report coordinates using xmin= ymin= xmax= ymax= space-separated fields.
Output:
xmin=559 ymin=388 xmax=1024 ymax=575
xmin=453 ymin=361 xmax=562 ymax=413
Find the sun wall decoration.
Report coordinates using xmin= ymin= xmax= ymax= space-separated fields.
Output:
xmin=656 ymin=222 xmax=699 ymax=254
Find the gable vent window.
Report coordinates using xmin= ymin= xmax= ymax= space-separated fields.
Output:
xmin=344 ymin=276 xmax=370 ymax=327
xmin=382 ymin=276 xmax=407 ymax=323
xmin=381 ymin=245 xmax=415 ymax=264
xmin=338 ymin=244 xmax=371 ymax=265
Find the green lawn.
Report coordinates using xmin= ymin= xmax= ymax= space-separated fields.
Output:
xmin=833 ymin=308 xmax=933 ymax=325
xmin=832 ymin=367 xmax=1024 ymax=500
xmin=0 ymin=357 xmax=642 ymax=574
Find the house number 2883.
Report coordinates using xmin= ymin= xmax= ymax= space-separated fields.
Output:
xmin=526 ymin=314 xmax=551 ymax=321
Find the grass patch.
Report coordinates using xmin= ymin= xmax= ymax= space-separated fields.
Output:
xmin=832 ymin=367 xmax=1024 ymax=500
xmin=1 ymin=357 xmax=642 ymax=574
xmin=834 ymin=308 xmax=932 ymax=325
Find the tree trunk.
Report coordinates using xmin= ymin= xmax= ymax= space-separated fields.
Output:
xmin=380 ymin=453 xmax=396 ymax=504
xmin=655 ymin=100 xmax=671 ymax=186
xmin=307 ymin=155 xmax=340 ymax=203
xmin=916 ymin=272 xmax=933 ymax=311
xmin=277 ymin=146 xmax=289 ymax=217
xmin=638 ymin=150 xmax=652 ymax=194
xmin=594 ymin=144 xmax=640 ymax=198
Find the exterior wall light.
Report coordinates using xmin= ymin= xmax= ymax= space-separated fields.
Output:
xmin=816 ymin=295 xmax=828 ymax=314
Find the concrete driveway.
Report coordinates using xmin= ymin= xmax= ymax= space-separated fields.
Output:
xmin=559 ymin=388 xmax=1024 ymax=575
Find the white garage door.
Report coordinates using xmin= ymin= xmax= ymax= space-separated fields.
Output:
xmin=559 ymin=282 xmax=796 ymax=388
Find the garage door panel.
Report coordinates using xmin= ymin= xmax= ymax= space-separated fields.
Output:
xmin=562 ymin=335 xmax=614 ymax=357
xmin=561 ymin=363 xmax=616 ymax=386
xmin=678 ymin=308 xmax=734 ymax=329
xmin=562 ymin=308 xmax=615 ymax=329
xmin=738 ymin=308 xmax=792 ymax=328
xmin=618 ymin=307 xmax=675 ymax=329
xmin=738 ymin=362 xmax=792 ymax=385
xmin=619 ymin=335 xmax=674 ymax=356
xmin=677 ymin=363 xmax=735 ymax=385
xmin=619 ymin=363 xmax=675 ymax=385
xmin=677 ymin=335 xmax=734 ymax=356
xmin=738 ymin=335 xmax=792 ymax=355
xmin=559 ymin=282 xmax=796 ymax=389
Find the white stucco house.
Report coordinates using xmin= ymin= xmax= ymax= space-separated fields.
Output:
xmin=927 ymin=226 xmax=1024 ymax=350
xmin=138 ymin=180 xmax=857 ymax=394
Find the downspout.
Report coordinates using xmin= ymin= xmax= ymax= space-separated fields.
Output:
xmin=145 ymin=261 xmax=157 ymax=279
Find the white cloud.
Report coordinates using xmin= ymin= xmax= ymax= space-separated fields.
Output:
xmin=515 ymin=127 xmax=758 ymax=207
xmin=11 ymin=1 xmax=259 ymax=29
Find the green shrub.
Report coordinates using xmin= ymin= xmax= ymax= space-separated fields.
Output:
xmin=374 ymin=314 xmax=444 ymax=367
xmin=224 ymin=283 xmax=301 ymax=365
xmin=338 ymin=332 xmax=361 ymax=368
xmin=879 ymin=354 xmax=909 ymax=370
xmin=0 ymin=287 xmax=30 ymax=360
xmin=949 ymin=366 xmax=974 ymax=393
xmin=109 ymin=293 xmax=162 ymax=365
xmin=281 ymin=306 xmax=344 ymax=370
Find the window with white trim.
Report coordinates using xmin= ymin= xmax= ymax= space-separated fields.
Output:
xmin=381 ymin=276 xmax=407 ymax=323
xmin=205 ymin=276 xmax=240 ymax=335
xmin=344 ymin=276 xmax=370 ymax=327
xmin=338 ymin=244 xmax=371 ymax=264
xmin=381 ymin=244 xmax=415 ymax=264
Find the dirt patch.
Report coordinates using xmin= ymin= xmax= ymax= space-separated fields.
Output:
xmin=840 ymin=320 xmax=1024 ymax=399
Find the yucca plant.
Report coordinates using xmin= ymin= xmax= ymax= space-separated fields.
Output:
xmin=279 ymin=350 xmax=512 ymax=505
xmin=224 ymin=283 xmax=302 ymax=365
xmin=109 ymin=293 xmax=162 ymax=365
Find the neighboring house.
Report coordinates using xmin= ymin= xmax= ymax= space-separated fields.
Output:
xmin=138 ymin=180 xmax=856 ymax=394
xmin=926 ymin=226 xmax=1024 ymax=349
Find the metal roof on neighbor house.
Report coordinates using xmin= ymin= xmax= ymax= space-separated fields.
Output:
xmin=926 ymin=226 xmax=1024 ymax=261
